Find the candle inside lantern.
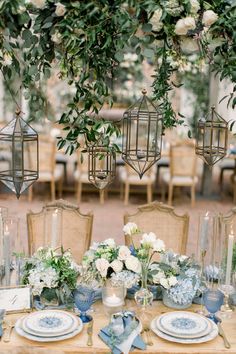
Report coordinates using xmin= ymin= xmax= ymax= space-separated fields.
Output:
xmin=3 ymin=224 xmax=11 ymax=285
xmin=200 ymin=212 xmax=209 ymax=251
xmin=103 ymin=293 xmax=124 ymax=307
xmin=51 ymin=209 xmax=58 ymax=249
xmin=225 ymin=232 xmax=234 ymax=285
xmin=96 ymin=170 xmax=107 ymax=180
xmin=137 ymin=150 xmax=145 ymax=160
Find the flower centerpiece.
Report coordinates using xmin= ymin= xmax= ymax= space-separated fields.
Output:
xmin=149 ymin=251 xmax=200 ymax=309
xmin=22 ymin=247 xmax=79 ymax=307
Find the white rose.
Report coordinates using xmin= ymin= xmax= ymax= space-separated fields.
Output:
xmin=168 ymin=275 xmax=178 ymax=287
xmin=141 ymin=232 xmax=157 ymax=248
xmin=17 ymin=5 xmax=26 ymax=14
xmin=152 ymin=238 xmax=165 ymax=253
xmin=103 ymin=238 xmax=116 ymax=248
xmin=118 ymin=245 xmax=131 ymax=261
xmin=29 ymin=0 xmax=46 ymax=9
xmin=202 ymin=10 xmax=218 ymax=27
xmin=123 ymin=222 xmax=138 ymax=236
xmin=179 ymin=255 xmax=188 ymax=262
xmin=175 ymin=17 xmax=196 ymax=35
xmin=125 ymin=256 xmax=141 ymax=273
xmin=160 ymin=277 xmax=170 ymax=289
xmin=95 ymin=258 xmax=109 ymax=278
xmin=180 ymin=37 xmax=199 ymax=54
xmin=152 ymin=270 xmax=165 ymax=284
xmin=2 ymin=53 xmax=12 ymax=66
xmin=90 ymin=242 xmax=99 ymax=251
xmin=55 ymin=2 xmax=66 ymax=16
xmin=190 ymin=0 xmax=200 ymax=14
xmin=51 ymin=31 xmax=62 ymax=44
xmin=110 ymin=259 xmax=123 ymax=273
xmin=150 ymin=8 xmax=163 ymax=32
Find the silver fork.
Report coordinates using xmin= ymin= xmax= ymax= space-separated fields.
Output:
xmin=2 ymin=321 xmax=14 ymax=343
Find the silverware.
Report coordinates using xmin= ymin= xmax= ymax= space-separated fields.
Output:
xmin=2 ymin=321 xmax=14 ymax=343
xmin=87 ymin=320 xmax=93 ymax=346
xmin=144 ymin=326 xmax=153 ymax=346
xmin=217 ymin=321 xmax=231 ymax=349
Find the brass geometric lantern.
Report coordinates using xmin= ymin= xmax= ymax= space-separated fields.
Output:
xmin=0 ymin=111 xmax=38 ymax=198
xmin=88 ymin=145 xmax=116 ymax=189
xmin=122 ymin=89 xmax=163 ymax=178
xmin=195 ymin=106 xmax=228 ymax=166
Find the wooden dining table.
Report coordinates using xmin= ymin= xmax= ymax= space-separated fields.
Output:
xmin=1 ymin=300 xmax=236 ymax=354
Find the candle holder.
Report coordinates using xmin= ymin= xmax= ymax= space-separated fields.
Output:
xmin=102 ymin=283 xmax=125 ymax=315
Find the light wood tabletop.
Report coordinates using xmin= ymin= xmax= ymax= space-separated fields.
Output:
xmin=1 ymin=300 xmax=236 ymax=354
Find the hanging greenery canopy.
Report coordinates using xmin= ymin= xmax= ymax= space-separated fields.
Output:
xmin=0 ymin=0 xmax=235 ymax=154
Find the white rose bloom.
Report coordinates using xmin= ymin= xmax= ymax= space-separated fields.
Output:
xmin=110 ymin=259 xmax=123 ymax=273
xmin=51 ymin=31 xmax=62 ymax=44
xmin=118 ymin=245 xmax=131 ymax=261
xmin=125 ymin=256 xmax=141 ymax=273
xmin=123 ymin=222 xmax=138 ymax=236
xmin=141 ymin=232 xmax=157 ymax=248
xmin=152 ymin=238 xmax=165 ymax=253
xmin=175 ymin=17 xmax=196 ymax=35
xmin=150 ymin=8 xmax=163 ymax=32
xmin=3 ymin=53 xmax=12 ymax=66
xmin=103 ymin=238 xmax=116 ymax=248
xmin=152 ymin=270 xmax=165 ymax=284
xmin=95 ymin=258 xmax=110 ymax=277
xmin=202 ymin=10 xmax=218 ymax=27
xmin=160 ymin=277 xmax=170 ymax=289
xmin=180 ymin=37 xmax=199 ymax=54
xmin=90 ymin=242 xmax=99 ymax=251
xmin=29 ymin=0 xmax=46 ymax=9
xmin=55 ymin=2 xmax=66 ymax=16
xmin=168 ymin=275 xmax=178 ymax=287
xmin=17 ymin=5 xmax=26 ymax=14
xmin=190 ymin=0 xmax=200 ymax=14
xmin=179 ymin=255 xmax=189 ymax=262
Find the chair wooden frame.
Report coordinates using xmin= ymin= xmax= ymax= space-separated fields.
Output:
xmin=218 ymin=207 xmax=236 ymax=244
xmin=27 ymin=199 xmax=93 ymax=263
xmin=124 ymin=201 xmax=189 ymax=255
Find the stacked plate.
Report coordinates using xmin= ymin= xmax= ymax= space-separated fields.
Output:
xmin=151 ymin=311 xmax=218 ymax=344
xmin=15 ymin=310 xmax=83 ymax=342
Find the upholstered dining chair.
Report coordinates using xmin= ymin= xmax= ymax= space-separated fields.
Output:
xmin=28 ymin=135 xmax=64 ymax=201
xmin=74 ymin=150 xmax=105 ymax=204
xmin=218 ymin=207 xmax=236 ymax=248
xmin=27 ymin=199 xmax=93 ymax=263
xmin=119 ymin=164 xmax=157 ymax=205
xmin=162 ymin=140 xmax=198 ymax=207
xmin=124 ymin=201 xmax=189 ymax=255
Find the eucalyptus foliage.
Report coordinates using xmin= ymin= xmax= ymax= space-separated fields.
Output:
xmin=0 ymin=0 xmax=235 ymax=153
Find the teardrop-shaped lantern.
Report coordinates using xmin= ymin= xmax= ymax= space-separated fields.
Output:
xmin=88 ymin=145 xmax=116 ymax=189
xmin=121 ymin=89 xmax=163 ymax=178
xmin=0 ymin=111 xmax=38 ymax=198
xmin=195 ymin=106 xmax=228 ymax=166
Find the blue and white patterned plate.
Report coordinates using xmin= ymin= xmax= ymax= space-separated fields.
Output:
xmin=156 ymin=312 xmax=212 ymax=339
xmin=15 ymin=316 xmax=83 ymax=342
xmin=23 ymin=310 xmax=78 ymax=337
xmin=151 ymin=317 xmax=218 ymax=344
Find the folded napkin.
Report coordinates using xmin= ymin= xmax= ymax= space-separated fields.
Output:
xmin=99 ymin=311 xmax=146 ymax=354
xmin=0 ymin=309 xmax=6 ymax=338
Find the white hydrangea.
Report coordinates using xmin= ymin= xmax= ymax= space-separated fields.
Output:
xmin=55 ymin=2 xmax=66 ymax=16
xmin=2 ymin=53 xmax=12 ymax=66
xmin=179 ymin=255 xmax=189 ymax=263
xmin=180 ymin=37 xmax=199 ymax=54
xmin=150 ymin=8 xmax=163 ymax=32
xmin=28 ymin=265 xmax=58 ymax=296
xmin=190 ymin=0 xmax=200 ymax=14
xmin=123 ymin=222 xmax=139 ymax=236
xmin=202 ymin=10 xmax=218 ymax=27
xmin=160 ymin=277 xmax=170 ymax=289
xmin=175 ymin=17 xmax=196 ymax=35
xmin=95 ymin=258 xmax=110 ymax=277
xmin=29 ymin=0 xmax=46 ymax=9
xmin=118 ymin=245 xmax=131 ymax=261
xmin=168 ymin=275 xmax=178 ymax=287
xmin=152 ymin=270 xmax=165 ymax=284
xmin=103 ymin=238 xmax=116 ymax=248
xmin=125 ymin=255 xmax=141 ymax=274
xmin=141 ymin=232 xmax=157 ymax=248
xmin=166 ymin=0 xmax=184 ymax=16
xmin=110 ymin=259 xmax=123 ymax=273
xmin=51 ymin=31 xmax=62 ymax=44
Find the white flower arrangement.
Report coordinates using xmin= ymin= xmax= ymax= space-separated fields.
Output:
xmin=55 ymin=2 xmax=66 ymax=16
xmin=29 ymin=0 xmax=46 ymax=9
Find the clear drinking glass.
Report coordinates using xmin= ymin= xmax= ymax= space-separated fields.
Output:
xmin=218 ymin=269 xmax=235 ymax=318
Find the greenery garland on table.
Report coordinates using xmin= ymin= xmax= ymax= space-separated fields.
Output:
xmin=0 ymin=0 xmax=235 ymax=154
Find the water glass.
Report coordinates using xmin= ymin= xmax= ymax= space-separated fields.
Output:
xmin=203 ymin=289 xmax=224 ymax=323
xmin=74 ymin=285 xmax=95 ymax=323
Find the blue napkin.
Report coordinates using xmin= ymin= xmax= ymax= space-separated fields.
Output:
xmin=0 ymin=309 xmax=6 ymax=338
xmin=98 ymin=311 xmax=146 ymax=354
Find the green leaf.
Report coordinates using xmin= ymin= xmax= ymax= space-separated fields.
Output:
xmin=114 ymin=52 xmax=124 ymax=62
xmin=142 ymin=23 xmax=152 ymax=32
xmin=143 ymin=48 xmax=154 ymax=58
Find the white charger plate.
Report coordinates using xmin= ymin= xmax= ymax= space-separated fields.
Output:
xmin=23 ymin=310 xmax=77 ymax=336
xmin=156 ymin=311 xmax=212 ymax=339
xmin=151 ymin=317 xmax=218 ymax=344
xmin=15 ymin=316 xmax=83 ymax=342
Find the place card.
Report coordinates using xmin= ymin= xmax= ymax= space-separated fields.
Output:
xmin=0 ymin=285 xmax=32 ymax=313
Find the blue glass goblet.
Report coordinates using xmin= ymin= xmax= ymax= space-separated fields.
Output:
xmin=203 ymin=289 xmax=224 ymax=323
xmin=74 ymin=286 xmax=95 ymax=323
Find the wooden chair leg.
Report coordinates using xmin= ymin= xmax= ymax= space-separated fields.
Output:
xmin=58 ymin=178 xmax=63 ymax=199
xmin=77 ymin=182 xmax=82 ymax=203
xmin=120 ymin=182 xmax=124 ymax=200
xmin=124 ymin=183 xmax=129 ymax=206
xmin=233 ymin=181 xmax=236 ymax=204
xmin=191 ymin=184 xmax=195 ymax=207
xmin=28 ymin=185 xmax=33 ymax=202
xmin=50 ymin=181 xmax=55 ymax=201
xmin=147 ymin=184 xmax=152 ymax=203
xmin=99 ymin=190 xmax=105 ymax=205
xmin=168 ymin=183 xmax=173 ymax=205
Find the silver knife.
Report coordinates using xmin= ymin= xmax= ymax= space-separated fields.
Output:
xmin=87 ymin=320 xmax=93 ymax=346
xmin=218 ymin=322 xmax=231 ymax=349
